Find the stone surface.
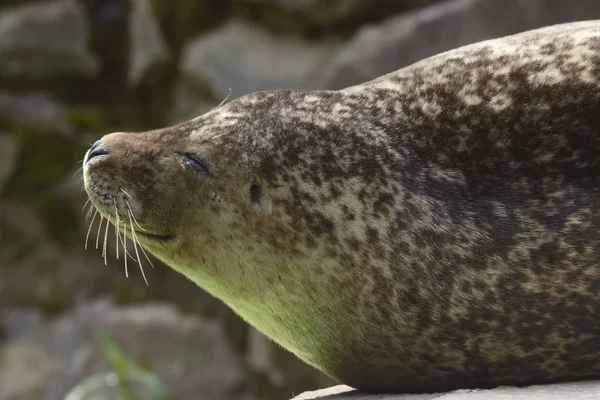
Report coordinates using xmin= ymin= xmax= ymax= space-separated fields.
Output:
xmin=0 ymin=0 xmax=99 ymax=79
xmin=180 ymin=20 xmax=339 ymax=100
xmin=247 ymin=326 xmax=285 ymax=386
xmin=0 ymin=341 xmax=54 ymax=400
xmin=167 ymin=81 xmax=216 ymax=124
xmin=245 ymin=326 xmax=336 ymax=393
xmin=0 ymin=91 xmax=73 ymax=135
xmin=251 ymin=0 xmax=441 ymax=36
xmin=292 ymin=382 xmax=600 ymax=399
xmin=274 ymin=0 xmax=427 ymax=12
xmin=0 ymin=300 xmax=254 ymax=400
xmin=128 ymin=0 xmax=169 ymax=86
xmin=274 ymin=0 xmax=363 ymax=16
xmin=273 ymin=0 xmax=426 ymax=15
xmin=318 ymin=0 xmax=600 ymax=89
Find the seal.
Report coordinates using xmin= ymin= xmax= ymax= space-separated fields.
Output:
xmin=83 ymin=21 xmax=600 ymax=393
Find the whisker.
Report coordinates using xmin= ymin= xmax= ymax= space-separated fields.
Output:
xmin=210 ymin=126 xmax=233 ymax=141
xmin=122 ymin=201 xmax=155 ymax=271
xmin=125 ymin=200 xmax=146 ymax=231
xmin=122 ymin=236 xmax=138 ymax=261
xmin=114 ymin=201 xmax=121 ymax=260
xmin=81 ymin=199 xmax=90 ymax=212
xmin=214 ymin=88 xmax=232 ymax=110
xmin=102 ymin=209 xmax=110 ymax=265
xmin=120 ymin=188 xmax=133 ymax=199
xmin=116 ymin=221 xmax=138 ymax=262
xmin=138 ymin=240 xmax=156 ymax=269
xmin=85 ymin=203 xmax=94 ymax=222
xmin=123 ymin=219 xmax=129 ymax=278
xmin=128 ymin=209 xmax=148 ymax=286
xmin=85 ymin=210 xmax=99 ymax=250
xmin=72 ymin=166 xmax=84 ymax=179
xmin=95 ymin=216 xmax=104 ymax=250
xmin=135 ymin=233 xmax=156 ymax=269
xmin=210 ymin=132 xmax=228 ymax=140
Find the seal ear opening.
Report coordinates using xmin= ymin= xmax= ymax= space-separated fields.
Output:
xmin=250 ymin=183 xmax=271 ymax=213
xmin=250 ymin=184 xmax=261 ymax=206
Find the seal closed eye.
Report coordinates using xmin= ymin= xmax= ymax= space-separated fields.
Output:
xmin=183 ymin=153 xmax=211 ymax=177
xmin=83 ymin=21 xmax=600 ymax=393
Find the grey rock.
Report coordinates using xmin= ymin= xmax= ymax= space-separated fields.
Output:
xmin=180 ymin=20 xmax=339 ymax=100
xmin=0 ymin=300 xmax=254 ymax=400
xmin=318 ymin=0 xmax=600 ymax=89
xmin=292 ymin=385 xmax=438 ymax=399
xmin=291 ymin=382 xmax=600 ymax=399
xmin=0 ymin=0 xmax=99 ymax=79
xmin=274 ymin=0 xmax=419 ymax=11
xmin=0 ymin=135 xmax=20 ymax=196
xmin=0 ymin=91 xmax=73 ymax=135
xmin=128 ymin=0 xmax=169 ymax=86
xmin=247 ymin=327 xmax=285 ymax=385
xmin=246 ymin=327 xmax=336 ymax=394
xmin=269 ymin=0 xmax=436 ymax=33
xmin=168 ymin=81 xmax=216 ymax=124
xmin=0 ymin=342 xmax=56 ymax=400
xmin=275 ymin=0 xmax=361 ymax=13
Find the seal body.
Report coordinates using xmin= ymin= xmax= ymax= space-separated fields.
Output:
xmin=83 ymin=21 xmax=600 ymax=392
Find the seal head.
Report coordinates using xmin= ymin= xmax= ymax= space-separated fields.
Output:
xmin=84 ymin=21 xmax=600 ymax=392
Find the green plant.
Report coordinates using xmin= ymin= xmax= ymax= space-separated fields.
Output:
xmin=64 ymin=331 xmax=171 ymax=400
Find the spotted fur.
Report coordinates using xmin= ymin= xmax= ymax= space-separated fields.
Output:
xmin=84 ymin=21 xmax=600 ymax=392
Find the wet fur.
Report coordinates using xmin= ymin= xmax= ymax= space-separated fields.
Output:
xmin=84 ymin=21 xmax=600 ymax=392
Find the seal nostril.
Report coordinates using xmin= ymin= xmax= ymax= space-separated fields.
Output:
xmin=86 ymin=140 xmax=109 ymax=163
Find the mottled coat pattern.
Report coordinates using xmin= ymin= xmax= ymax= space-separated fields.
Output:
xmin=84 ymin=21 xmax=600 ymax=392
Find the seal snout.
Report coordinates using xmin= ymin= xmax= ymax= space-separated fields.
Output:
xmin=85 ymin=139 xmax=110 ymax=164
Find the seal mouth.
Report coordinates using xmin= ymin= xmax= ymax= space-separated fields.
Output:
xmin=135 ymin=230 xmax=174 ymax=243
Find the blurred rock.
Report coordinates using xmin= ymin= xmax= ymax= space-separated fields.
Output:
xmin=246 ymin=327 xmax=336 ymax=394
xmin=247 ymin=327 xmax=284 ymax=386
xmin=0 ymin=92 xmax=73 ymax=136
xmin=291 ymin=382 xmax=600 ymax=399
xmin=168 ymin=81 xmax=215 ymax=124
xmin=318 ymin=0 xmax=600 ymax=89
xmin=0 ymin=0 xmax=99 ymax=79
xmin=128 ymin=0 xmax=169 ymax=86
xmin=0 ymin=342 xmax=55 ymax=400
xmin=0 ymin=300 xmax=255 ymax=400
xmin=274 ymin=0 xmax=363 ymax=19
xmin=180 ymin=20 xmax=339 ymax=100
xmin=273 ymin=0 xmax=425 ymax=19
xmin=238 ymin=0 xmax=440 ymax=37
xmin=0 ymin=135 xmax=20 ymax=195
